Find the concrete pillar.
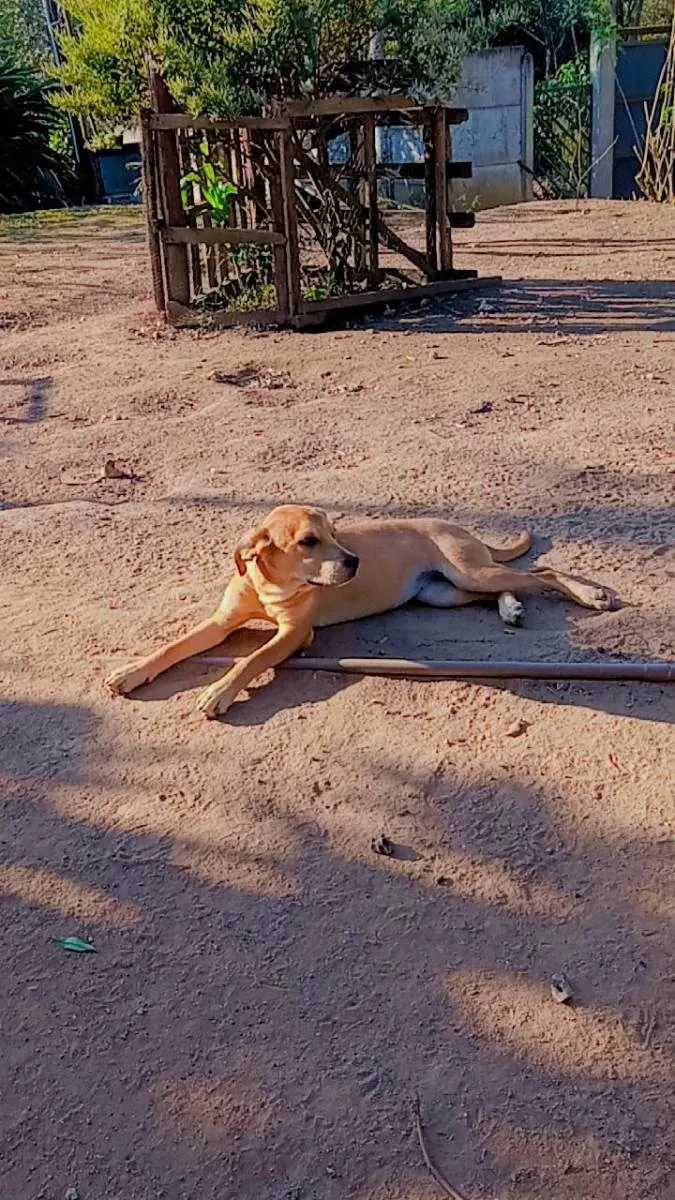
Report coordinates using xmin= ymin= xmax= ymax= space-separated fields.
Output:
xmin=590 ymin=29 xmax=617 ymax=198
xmin=520 ymin=51 xmax=534 ymax=200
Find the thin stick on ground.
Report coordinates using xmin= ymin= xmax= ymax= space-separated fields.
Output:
xmin=641 ymin=1011 xmax=657 ymax=1050
xmin=413 ymin=1094 xmax=468 ymax=1200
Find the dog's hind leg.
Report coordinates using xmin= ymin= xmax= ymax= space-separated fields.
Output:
xmin=418 ymin=579 xmax=525 ymax=626
xmin=442 ymin=562 xmax=617 ymax=611
xmin=416 ymin=579 xmax=483 ymax=608
xmin=497 ymin=591 xmax=524 ymax=626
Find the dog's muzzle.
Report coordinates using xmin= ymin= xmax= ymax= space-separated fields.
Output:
xmin=309 ymin=553 xmax=360 ymax=586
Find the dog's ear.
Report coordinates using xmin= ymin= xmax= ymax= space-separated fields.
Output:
xmin=234 ymin=527 xmax=271 ymax=576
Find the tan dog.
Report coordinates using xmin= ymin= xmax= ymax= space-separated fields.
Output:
xmin=105 ymin=505 xmax=617 ymax=718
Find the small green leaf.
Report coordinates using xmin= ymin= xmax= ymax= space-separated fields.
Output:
xmin=55 ymin=936 xmax=96 ymax=953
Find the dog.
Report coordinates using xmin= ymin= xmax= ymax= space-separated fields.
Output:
xmin=105 ymin=505 xmax=617 ymax=718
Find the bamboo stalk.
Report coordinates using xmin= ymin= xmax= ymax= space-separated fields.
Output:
xmin=636 ymin=14 xmax=675 ymax=202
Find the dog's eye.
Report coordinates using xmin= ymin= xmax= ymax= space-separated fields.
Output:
xmin=299 ymin=535 xmax=319 ymax=548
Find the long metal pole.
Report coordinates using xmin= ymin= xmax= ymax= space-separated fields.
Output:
xmin=195 ymin=656 xmax=674 ymax=684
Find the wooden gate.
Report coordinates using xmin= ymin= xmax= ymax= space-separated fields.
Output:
xmin=142 ymin=78 xmax=498 ymax=328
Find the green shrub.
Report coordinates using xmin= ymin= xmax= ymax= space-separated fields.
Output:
xmin=0 ymin=55 xmax=69 ymax=211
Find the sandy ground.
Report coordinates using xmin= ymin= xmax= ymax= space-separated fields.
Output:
xmin=1 ymin=199 xmax=674 ymax=1200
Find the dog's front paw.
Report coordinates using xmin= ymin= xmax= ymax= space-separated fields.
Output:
xmin=196 ymin=683 xmax=233 ymax=720
xmin=105 ymin=663 xmax=151 ymax=696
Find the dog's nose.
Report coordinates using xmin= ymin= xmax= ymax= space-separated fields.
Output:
xmin=343 ymin=554 xmax=359 ymax=573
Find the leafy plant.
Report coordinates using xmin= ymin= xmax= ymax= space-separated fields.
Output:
xmin=193 ymin=242 xmax=276 ymax=312
xmin=228 ymin=281 xmax=276 ymax=310
xmin=180 ymin=144 xmax=237 ymax=224
xmin=301 ymin=269 xmax=341 ymax=301
xmin=227 ymin=242 xmax=275 ymax=293
xmin=194 ymin=278 xmax=276 ymax=311
xmin=0 ymin=54 xmax=69 ymax=211
xmin=533 ymin=52 xmax=591 ymax=197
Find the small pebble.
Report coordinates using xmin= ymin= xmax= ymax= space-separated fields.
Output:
xmin=550 ymin=972 xmax=574 ymax=1003
xmin=371 ymin=834 xmax=394 ymax=857
xmin=504 ymin=719 xmax=529 ymax=738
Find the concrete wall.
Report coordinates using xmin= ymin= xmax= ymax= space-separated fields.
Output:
xmin=448 ymin=45 xmax=534 ymax=210
xmin=375 ymin=46 xmax=534 ymax=210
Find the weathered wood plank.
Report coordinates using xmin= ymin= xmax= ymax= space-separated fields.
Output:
xmin=279 ymin=130 xmax=301 ymax=318
xmin=149 ymin=71 xmax=190 ymax=307
xmin=162 ymin=226 xmax=286 ymax=245
xmin=422 ymin=110 xmax=437 ymax=277
xmin=150 ymin=114 xmax=290 ymax=131
xmin=377 ymin=160 xmax=473 ymax=180
xmin=362 ymin=113 xmax=379 ymax=288
xmin=285 ymin=95 xmax=423 ymax=117
xmin=266 ymin=133 xmax=290 ymax=320
xmin=434 ymin=107 xmax=452 ymax=273
xmin=284 ymin=95 xmax=469 ymax=121
xmin=140 ymin=109 xmax=166 ymax=314
xmin=167 ymin=301 xmax=285 ymax=327
xmin=299 ymin=274 xmax=501 ymax=315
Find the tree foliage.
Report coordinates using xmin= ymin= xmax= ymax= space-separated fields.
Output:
xmin=0 ymin=0 xmax=50 ymax=68
xmin=53 ymin=0 xmax=618 ymax=141
xmin=638 ymin=0 xmax=673 ymax=23
xmin=52 ymin=0 xmax=481 ymax=135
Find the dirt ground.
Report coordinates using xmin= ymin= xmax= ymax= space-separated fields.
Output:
xmin=1 ymin=198 xmax=674 ymax=1200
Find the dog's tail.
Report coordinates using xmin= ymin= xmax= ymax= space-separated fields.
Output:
xmin=485 ymin=531 xmax=532 ymax=562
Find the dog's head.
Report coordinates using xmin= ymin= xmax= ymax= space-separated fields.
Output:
xmin=235 ymin=505 xmax=359 ymax=588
